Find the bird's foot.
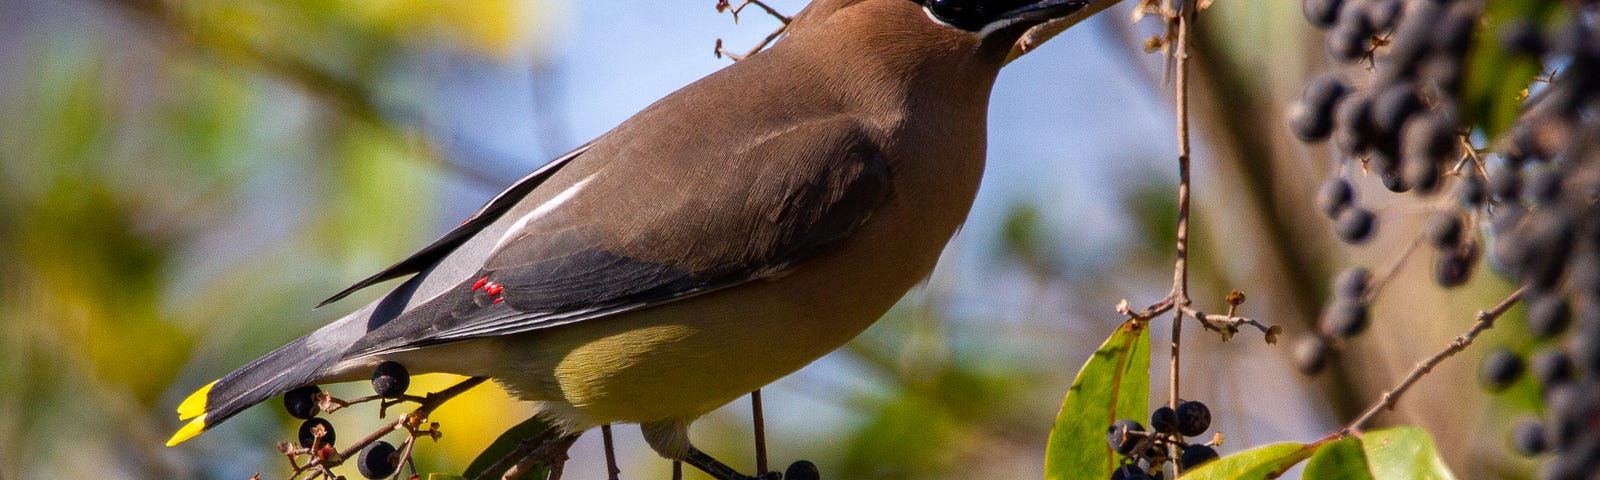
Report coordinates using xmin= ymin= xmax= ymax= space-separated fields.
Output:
xmin=686 ymin=448 xmax=826 ymax=480
xmin=682 ymin=449 xmax=821 ymax=480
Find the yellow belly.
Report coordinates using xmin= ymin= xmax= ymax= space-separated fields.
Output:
xmin=489 ymin=221 xmax=943 ymax=427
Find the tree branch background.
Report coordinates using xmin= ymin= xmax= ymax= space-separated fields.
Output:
xmin=0 ymin=0 xmax=1534 ymax=478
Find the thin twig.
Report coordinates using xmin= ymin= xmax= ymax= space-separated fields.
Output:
xmin=1165 ymin=0 xmax=1198 ymax=411
xmin=1180 ymin=306 xmax=1278 ymax=342
xmin=715 ymin=26 xmax=789 ymax=61
xmin=1362 ymin=236 xmax=1425 ymax=304
xmin=716 ymin=0 xmax=792 ymax=23
xmin=1343 ymin=288 xmax=1526 ymax=432
xmin=298 ymin=377 xmax=488 ymax=473
xmin=1119 ymin=296 xmax=1177 ymax=321
xmin=713 ymin=0 xmax=791 ymax=62
xmin=390 ymin=436 xmax=418 ymax=480
xmin=318 ymin=392 xmax=429 ymax=417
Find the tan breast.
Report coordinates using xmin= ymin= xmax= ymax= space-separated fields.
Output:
xmin=482 ymin=0 xmax=1000 ymax=426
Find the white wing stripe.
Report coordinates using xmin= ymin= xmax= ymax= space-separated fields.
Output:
xmin=490 ymin=176 xmax=593 ymax=253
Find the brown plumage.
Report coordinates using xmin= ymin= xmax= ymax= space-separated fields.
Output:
xmin=169 ymin=1 xmax=1111 ymax=478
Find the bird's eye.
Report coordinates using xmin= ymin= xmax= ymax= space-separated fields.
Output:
xmin=925 ymin=0 xmax=985 ymax=30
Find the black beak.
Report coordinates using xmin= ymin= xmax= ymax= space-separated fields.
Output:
xmin=982 ymin=0 xmax=1096 ymax=36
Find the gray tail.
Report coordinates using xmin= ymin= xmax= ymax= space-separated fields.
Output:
xmin=167 ymin=331 xmax=346 ymax=446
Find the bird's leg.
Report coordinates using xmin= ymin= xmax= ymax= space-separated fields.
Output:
xmin=643 ymin=419 xmax=779 ymax=479
xmin=684 ymin=447 xmax=780 ymax=480
xmin=601 ymin=424 xmax=620 ymax=480
xmin=751 ymin=389 xmax=768 ymax=475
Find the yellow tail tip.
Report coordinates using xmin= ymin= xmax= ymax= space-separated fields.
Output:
xmin=176 ymin=381 xmax=215 ymax=421
xmin=166 ymin=414 xmax=207 ymax=447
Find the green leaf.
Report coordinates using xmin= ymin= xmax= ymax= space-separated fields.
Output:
xmin=429 ymin=474 xmax=469 ymax=480
xmin=462 ymin=415 xmax=554 ymax=479
xmin=1181 ymin=428 xmax=1454 ymax=480
xmin=1363 ymin=427 xmax=1457 ymax=480
xmin=1178 ymin=442 xmax=1314 ymax=480
xmin=1460 ymin=0 xmax=1562 ymax=139
xmin=1043 ymin=320 xmax=1151 ymax=480
xmin=1303 ymin=436 xmax=1374 ymax=480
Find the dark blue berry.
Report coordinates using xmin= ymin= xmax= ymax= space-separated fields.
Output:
xmin=785 ymin=460 xmax=820 ymax=480
xmin=1512 ymin=419 xmax=1547 ymax=456
xmin=1150 ymin=406 xmax=1179 ymax=435
xmin=1456 ymin=175 xmax=1487 ymax=207
xmin=358 ymin=440 xmax=399 ymax=479
xmin=1480 ymin=349 xmax=1523 ymax=392
xmin=1334 ymin=267 xmax=1371 ymax=299
xmin=283 ymin=385 xmax=322 ymax=420
xmin=1175 ymin=401 xmax=1212 ymax=437
xmin=1316 ymin=179 xmax=1355 ymax=218
xmin=371 ymin=361 xmax=411 ymax=399
xmin=1107 ymin=419 xmax=1144 ymax=455
xmin=1294 ymin=336 xmax=1330 ymax=375
xmin=1426 ymin=213 xmax=1464 ymax=250
xmin=1292 ymin=76 xmax=1349 ymax=142
xmin=1181 ymin=444 xmax=1220 ymax=471
xmin=1526 ymin=295 xmax=1573 ymax=339
xmin=1111 ymin=464 xmax=1150 ymax=480
xmin=298 ymin=417 xmax=336 ymax=448
xmin=1434 ymin=243 xmax=1477 ymax=288
xmin=1530 ymin=349 xmax=1574 ymax=387
xmin=1302 ymin=0 xmax=1343 ymax=28
xmin=1336 ymin=208 xmax=1376 ymax=244
xmin=1500 ymin=20 xmax=1546 ymax=57
xmin=1320 ymin=299 xmax=1370 ymax=338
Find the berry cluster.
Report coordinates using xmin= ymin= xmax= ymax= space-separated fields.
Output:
xmin=1292 ymin=0 xmax=1600 ymax=478
xmin=1105 ymin=400 xmax=1217 ymax=479
xmin=1290 ymin=0 xmax=1493 ymax=375
xmin=278 ymin=361 xmax=415 ymax=479
xmin=1476 ymin=12 xmax=1600 ymax=475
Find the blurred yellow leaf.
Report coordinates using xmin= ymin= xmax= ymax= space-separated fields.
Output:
xmin=334 ymin=0 xmax=553 ymax=58
xmin=411 ymin=374 xmax=537 ymax=469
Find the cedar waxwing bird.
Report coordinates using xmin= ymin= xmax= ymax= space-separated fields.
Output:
xmin=167 ymin=0 xmax=1116 ymax=478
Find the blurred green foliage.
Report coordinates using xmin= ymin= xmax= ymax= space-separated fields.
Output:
xmin=1461 ymin=0 xmax=1559 ymax=139
xmin=837 ymin=308 xmax=1046 ymax=479
xmin=0 ymin=0 xmax=1553 ymax=478
xmin=0 ymin=0 xmax=539 ymax=477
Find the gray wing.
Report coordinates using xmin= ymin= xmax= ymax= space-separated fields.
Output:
xmin=316 ymin=143 xmax=594 ymax=308
xmin=345 ymin=121 xmax=891 ymax=356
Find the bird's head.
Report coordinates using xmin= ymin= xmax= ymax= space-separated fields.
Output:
xmin=784 ymin=0 xmax=1117 ymax=70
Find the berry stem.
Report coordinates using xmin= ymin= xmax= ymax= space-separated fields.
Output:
xmin=1361 ymin=235 xmax=1424 ymax=304
xmin=301 ymin=376 xmax=488 ymax=473
xmin=1164 ymin=0 xmax=1198 ymax=413
xmin=392 ymin=436 xmax=418 ymax=480
xmin=1180 ymin=306 xmax=1277 ymax=341
xmin=1344 ymin=288 xmax=1524 ymax=433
